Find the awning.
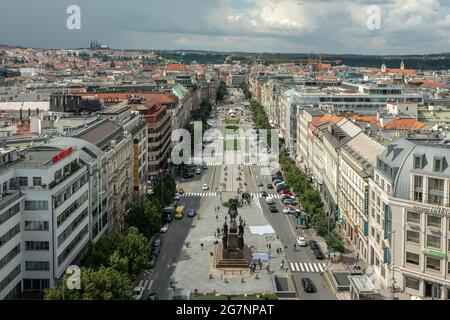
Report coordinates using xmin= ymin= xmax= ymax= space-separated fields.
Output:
xmin=252 ymin=252 xmax=270 ymax=262
xmin=249 ymin=225 xmax=275 ymax=235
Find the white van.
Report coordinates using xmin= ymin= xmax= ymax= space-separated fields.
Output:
xmin=265 ymin=197 xmax=275 ymax=205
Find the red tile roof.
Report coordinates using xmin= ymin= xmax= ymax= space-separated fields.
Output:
xmin=384 ymin=118 xmax=425 ymax=131
xmin=164 ymin=64 xmax=188 ymax=72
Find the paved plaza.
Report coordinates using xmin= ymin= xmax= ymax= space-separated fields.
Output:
xmin=171 ymin=191 xmax=290 ymax=297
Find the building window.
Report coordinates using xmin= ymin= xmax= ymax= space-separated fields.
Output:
xmin=0 ymin=203 xmax=20 ymax=226
xmin=427 ymin=234 xmax=441 ymax=250
xmin=427 ymin=215 xmax=441 ymax=229
xmin=0 ymin=265 xmax=20 ymax=293
xmin=0 ymin=224 xmax=20 ymax=249
xmin=413 ymin=155 xmax=422 ymax=169
xmin=18 ymin=177 xmax=28 ymax=187
xmin=25 ymin=261 xmax=50 ymax=271
xmin=406 ymin=252 xmax=420 ymax=266
xmin=371 ymin=227 xmax=375 ymax=237
xmin=405 ymin=277 xmax=420 ymax=291
xmin=433 ymin=157 xmax=443 ymax=172
xmin=0 ymin=244 xmax=20 ymax=271
xmin=426 ymin=256 xmax=441 ymax=272
xmin=406 ymin=230 xmax=420 ymax=244
xmin=25 ymin=241 xmax=49 ymax=251
xmin=24 ymin=221 xmax=49 ymax=231
xmin=23 ymin=279 xmax=50 ymax=291
xmin=24 ymin=201 xmax=48 ymax=211
xmin=414 ymin=175 xmax=423 ymax=188
xmin=32 ymin=177 xmax=42 ymax=186
xmin=407 ymin=211 xmax=420 ymax=224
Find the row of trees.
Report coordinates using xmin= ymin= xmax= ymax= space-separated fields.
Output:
xmin=279 ymin=150 xmax=345 ymax=253
xmin=216 ymin=81 xmax=228 ymax=102
xmin=239 ymin=82 xmax=252 ymax=100
xmin=44 ymin=176 xmax=177 ymax=300
xmin=250 ymin=101 xmax=272 ymax=147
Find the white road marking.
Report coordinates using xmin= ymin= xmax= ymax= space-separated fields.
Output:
xmin=313 ymin=264 xmax=320 ymax=272
xmin=304 ymin=264 xmax=310 ymax=272
xmin=299 ymin=263 xmax=305 ymax=272
xmin=308 ymin=263 xmax=314 ymax=272
xmin=138 ymin=280 xmax=144 ymax=287
xmin=290 ymin=262 xmax=295 ymax=271
xmin=318 ymin=264 xmax=325 ymax=272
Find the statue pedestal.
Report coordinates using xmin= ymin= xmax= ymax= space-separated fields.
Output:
xmin=215 ymin=243 xmax=252 ymax=269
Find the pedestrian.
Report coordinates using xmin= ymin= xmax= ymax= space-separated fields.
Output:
xmin=216 ymin=214 xmax=218 ymax=221
xmin=217 ymin=227 xmax=220 ymax=236
xmin=294 ymin=243 xmax=296 ymax=250
xmin=214 ymin=231 xmax=217 ymax=238
xmin=268 ymin=244 xmax=271 ymax=250
xmin=280 ymin=263 xmax=283 ymax=270
xmin=201 ymin=243 xmax=204 ymax=250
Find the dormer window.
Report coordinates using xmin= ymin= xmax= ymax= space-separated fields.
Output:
xmin=413 ymin=154 xmax=423 ymax=170
xmin=433 ymin=157 xmax=443 ymax=172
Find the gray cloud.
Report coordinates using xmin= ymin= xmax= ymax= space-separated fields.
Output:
xmin=0 ymin=0 xmax=450 ymax=54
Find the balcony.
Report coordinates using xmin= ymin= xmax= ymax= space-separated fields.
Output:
xmin=0 ymin=191 xmax=24 ymax=211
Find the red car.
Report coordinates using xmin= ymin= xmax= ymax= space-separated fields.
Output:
xmin=280 ymin=190 xmax=293 ymax=196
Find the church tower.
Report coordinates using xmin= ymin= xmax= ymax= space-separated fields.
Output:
xmin=381 ymin=62 xmax=387 ymax=73
xmin=400 ymin=59 xmax=405 ymax=70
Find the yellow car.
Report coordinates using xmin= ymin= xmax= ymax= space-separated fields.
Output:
xmin=175 ymin=212 xmax=184 ymax=219
xmin=175 ymin=205 xmax=185 ymax=219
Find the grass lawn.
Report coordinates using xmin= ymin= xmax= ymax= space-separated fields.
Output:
xmin=225 ymin=119 xmax=240 ymax=125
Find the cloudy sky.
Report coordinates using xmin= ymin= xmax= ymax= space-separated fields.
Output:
xmin=1 ymin=0 xmax=450 ymax=54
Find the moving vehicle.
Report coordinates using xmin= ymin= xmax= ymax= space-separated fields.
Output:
xmin=267 ymin=183 xmax=273 ymax=189
xmin=301 ymin=278 xmax=315 ymax=293
xmin=265 ymin=197 xmax=275 ymax=205
xmin=202 ymin=183 xmax=209 ymax=190
xmin=269 ymin=206 xmax=278 ymax=213
xmin=174 ymin=194 xmax=181 ymax=201
xmin=296 ymin=236 xmax=307 ymax=247
xmin=260 ymin=191 xmax=268 ymax=198
xmin=160 ymin=223 xmax=169 ymax=233
xmin=195 ymin=168 xmax=201 ymax=174
xmin=175 ymin=205 xmax=185 ymax=219
xmin=256 ymin=181 xmax=264 ymax=187
xmin=202 ymin=163 xmax=208 ymax=169
xmin=133 ymin=286 xmax=144 ymax=300
xmin=187 ymin=208 xmax=196 ymax=218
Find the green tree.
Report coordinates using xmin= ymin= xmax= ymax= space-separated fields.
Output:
xmin=85 ymin=236 xmax=119 ymax=269
xmin=116 ymin=227 xmax=149 ymax=276
xmin=44 ymin=267 xmax=133 ymax=300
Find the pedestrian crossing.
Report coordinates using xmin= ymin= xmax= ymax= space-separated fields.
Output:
xmin=250 ymin=193 xmax=282 ymax=199
xmin=243 ymin=162 xmax=271 ymax=167
xmin=136 ymin=278 xmax=153 ymax=290
xmin=289 ymin=262 xmax=327 ymax=273
xmin=181 ymin=192 xmax=218 ymax=197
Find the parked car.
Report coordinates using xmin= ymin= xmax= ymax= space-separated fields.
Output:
xmin=267 ymin=183 xmax=274 ymax=189
xmin=296 ymin=236 xmax=307 ymax=246
xmin=260 ymin=191 xmax=268 ymax=198
xmin=256 ymin=181 xmax=264 ymax=187
xmin=147 ymin=293 xmax=159 ymax=300
xmin=187 ymin=208 xmax=196 ymax=217
xmin=151 ymin=245 xmax=161 ymax=256
xmin=269 ymin=206 xmax=278 ymax=213
xmin=133 ymin=286 xmax=144 ymax=300
xmin=313 ymin=248 xmax=325 ymax=260
xmin=301 ymin=278 xmax=315 ymax=293
xmin=202 ymin=183 xmax=209 ymax=190
xmin=148 ymin=254 xmax=157 ymax=268
xmin=283 ymin=207 xmax=291 ymax=214
xmin=195 ymin=168 xmax=201 ymax=174
xmin=160 ymin=223 xmax=169 ymax=233
xmin=282 ymin=198 xmax=293 ymax=206
xmin=280 ymin=190 xmax=293 ymax=196
xmin=153 ymin=234 xmax=162 ymax=247
xmin=309 ymin=240 xmax=319 ymax=251
xmin=281 ymin=195 xmax=295 ymax=201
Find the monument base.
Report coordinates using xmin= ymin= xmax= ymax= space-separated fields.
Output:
xmin=214 ymin=243 xmax=252 ymax=269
